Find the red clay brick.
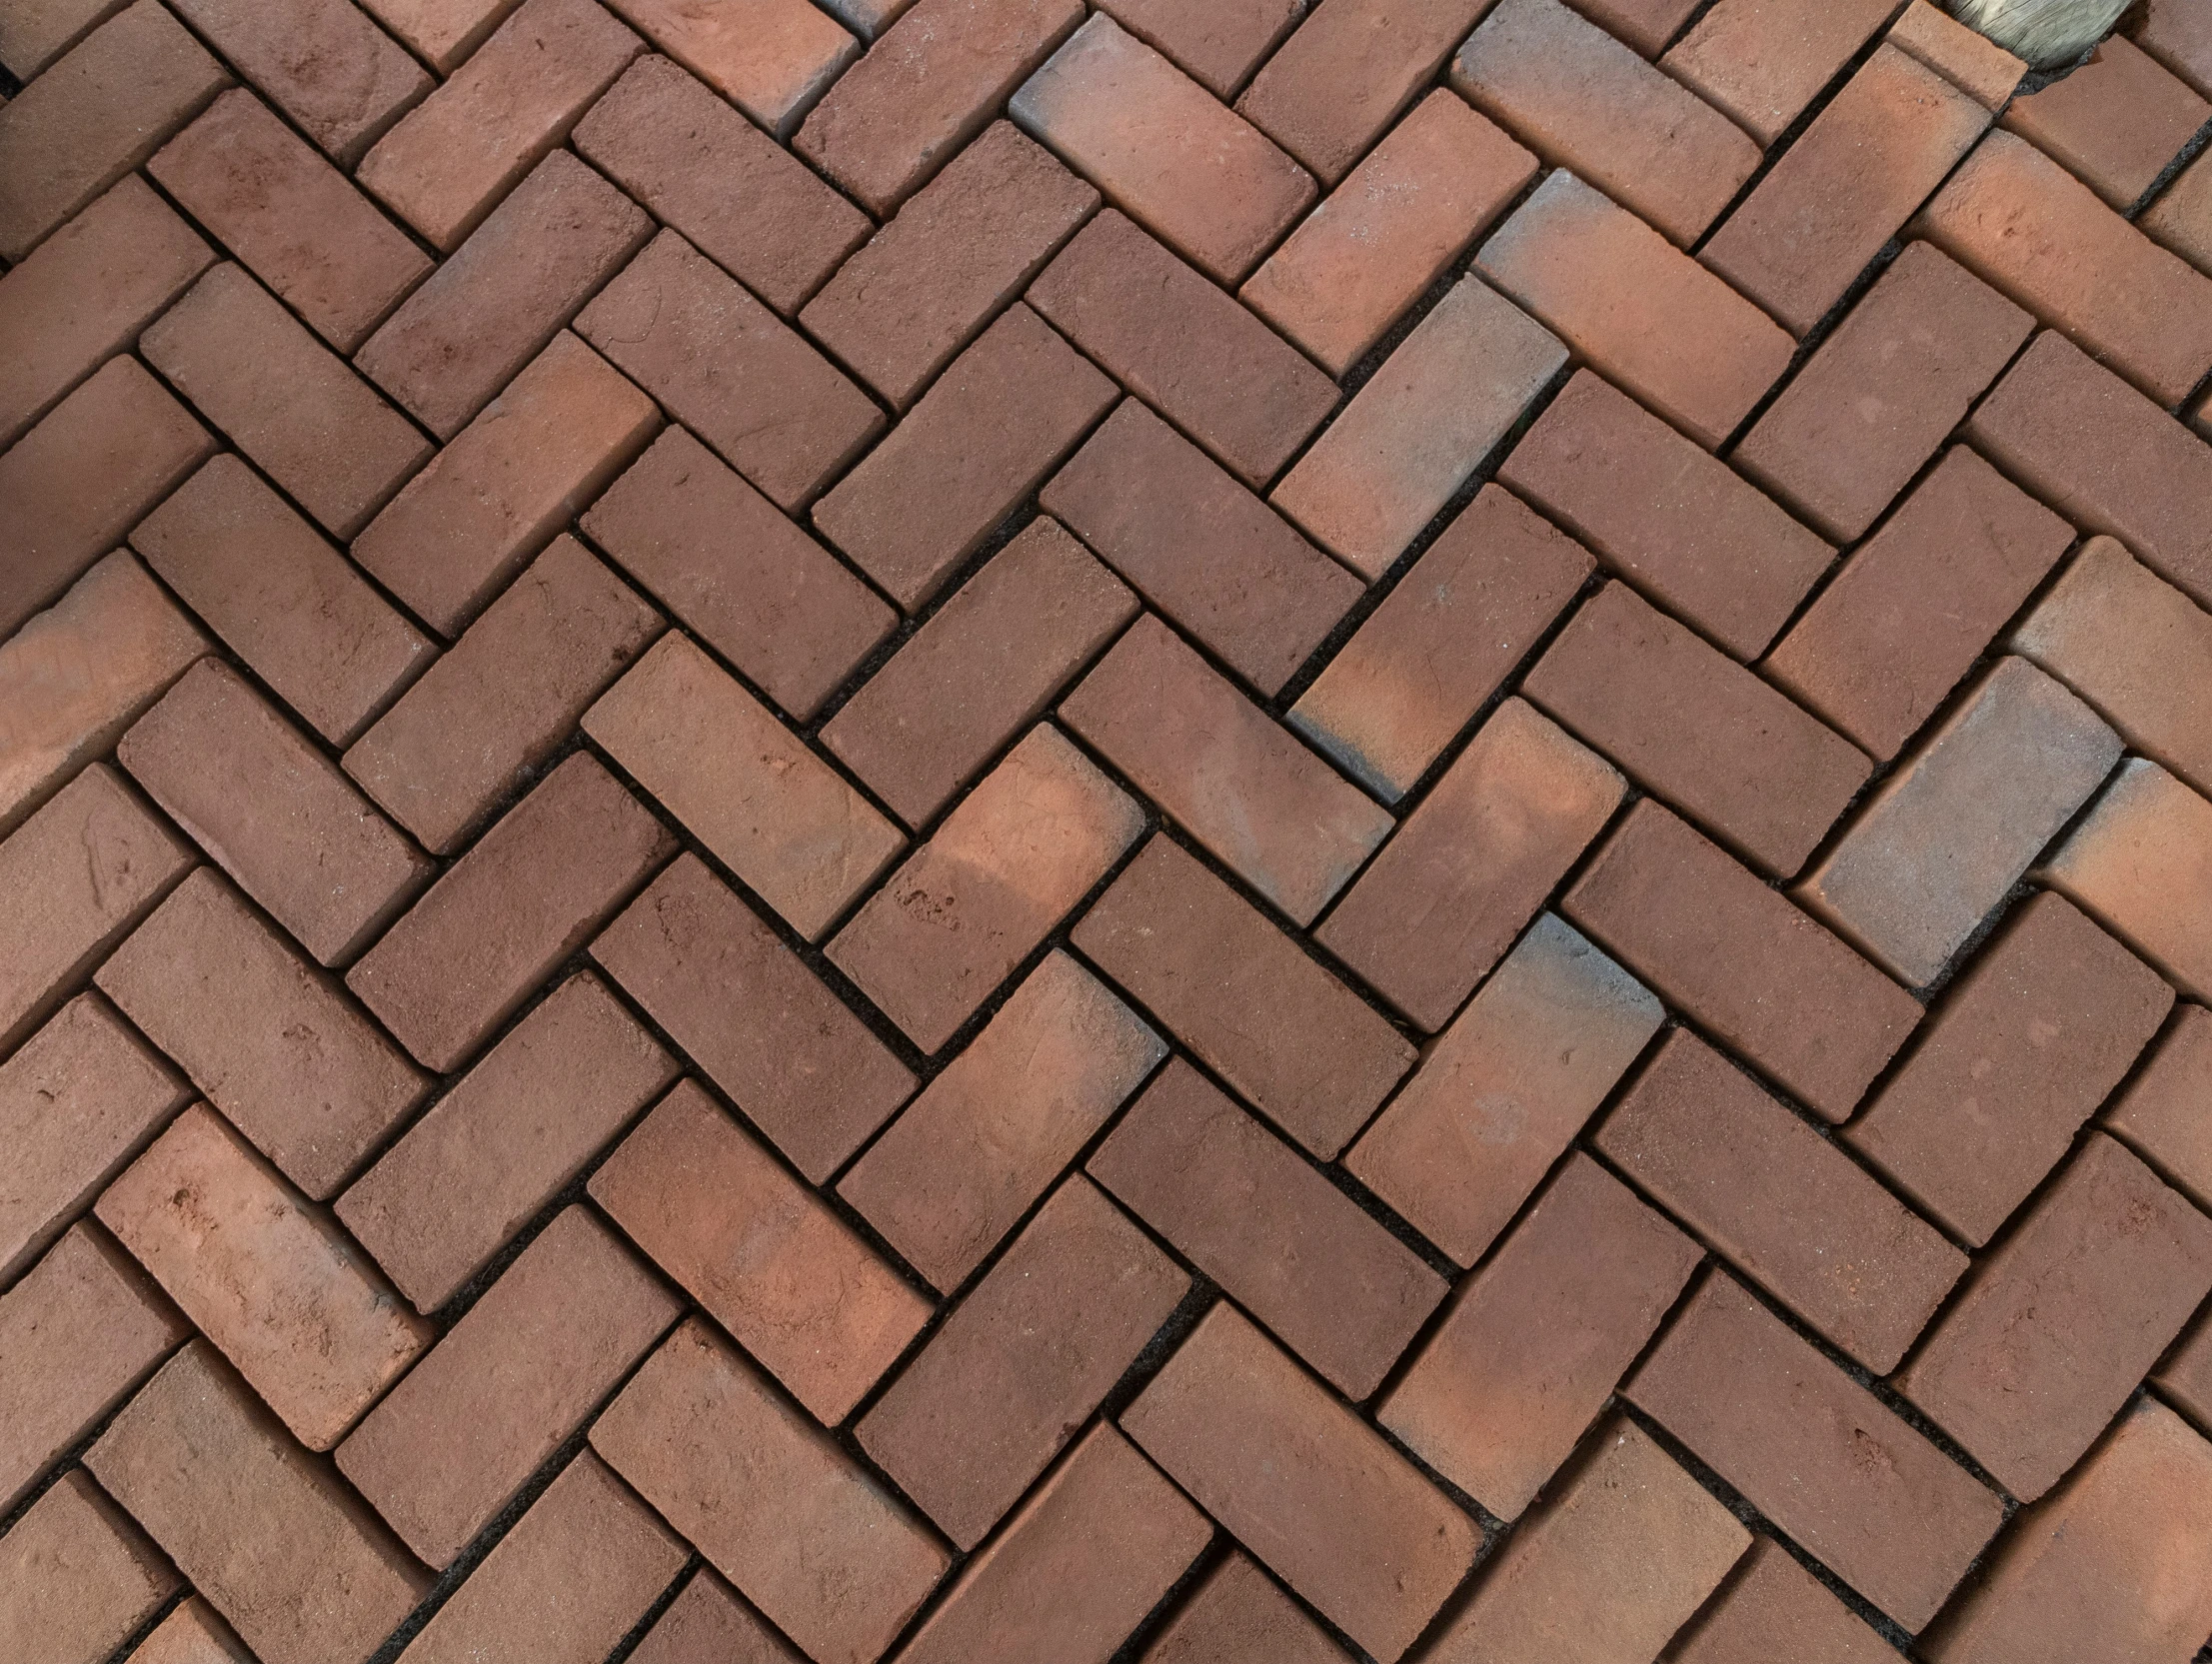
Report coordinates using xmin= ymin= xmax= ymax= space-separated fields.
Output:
xmin=1062 ymin=616 xmax=1392 ymax=925
xmin=1573 ymin=0 xmax=1699 ymax=53
xmin=1122 ymin=1302 xmax=1477 ymax=1662
xmin=2137 ymin=0 xmax=2212 ymax=93
xmin=2156 ymin=1303 xmax=2212 ymax=1429
xmin=591 ymin=1319 xmax=951 ymax=1662
xmin=797 ymin=0 xmax=1079 ymax=212
xmin=1668 ymin=1537 xmax=1893 ymax=1664
xmin=590 ymin=854 xmax=917 ymax=1182
xmin=131 ymin=1598 xmax=255 ymax=1664
xmin=1626 ymin=1271 xmax=2005 ymax=1630
xmin=1917 ymin=129 xmax=2212 ymax=408
xmin=1849 ymin=892 xmax=2172 ymax=1245
xmin=0 ymin=1223 xmax=185 ymax=1512
xmin=0 ymin=0 xmax=127 ymax=76
xmin=1800 ymin=658 xmax=2120 ymax=985
xmin=347 ymin=753 xmax=675 ymax=1072
xmin=2003 ymin=36 xmax=2208 ymax=210
xmin=814 ymin=302 xmax=1117 ymax=612
xmin=336 ymin=1206 xmax=679 ymax=1567
xmin=1072 ymin=836 xmax=1416 ymax=1159
xmin=1733 ymin=242 xmax=2034 ymax=544
xmin=345 ymin=537 xmax=661 ymax=855
xmin=1026 ymin=208 xmax=1339 ymax=489
xmin=0 ymin=0 xmax=228 ymax=262
xmin=357 ymin=0 xmax=638 ymax=251
xmin=830 ymin=725 xmax=1142 ymax=1050
xmin=626 ymin=1571 xmax=800 ymax=1664
xmin=820 ymin=0 xmax=907 ymax=36
xmin=821 ymin=516 xmax=1136 ymax=827
xmin=1141 ymin=1552 xmax=1351 ymax=1664
xmin=802 ymin=121 xmax=1097 ymax=411
xmin=149 ymin=90 xmax=431 ymax=353
xmin=1426 ymin=1416 xmax=1748 ymax=1663
xmin=0 ymin=356 xmax=215 ymax=640
xmin=1479 ymin=172 xmax=1794 ymax=448
xmin=0 ymin=1468 xmax=178 ymax=1664
xmin=1926 ymin=1397 xmax=2212 ymax=1664
xmin=168 ymin=0 xmax=425 ymax=167
xmin=353 ymin=330 xmax=662 ymax=638
xmin=1014 ymin=14 xmax=1316 ymax=283
xmin=97 ymin=1103 xmax=432 ymax=1450
xmin=1898 ymin=1133 xmax=2212 ymax=1499
xmin=130 ymin=457 xmax=432 ymax=748
xmin=1272 ymin=274 xmax=1567 ymax=579
xmin=572 ymin=55 xmax=870 ymax=319
xmin=0 ymin=763 xmax=192 ymax=1054
xmin=1888 ymin=0 xmax=2026 ymax=107
xmin=1318 ymin=699 xmax=1623 ymax=1029
xmin=1290 ymin=485 xmax=1592 ymax=803
xmin=1241 ymin=89 xmax=1537 ymax=376
xmin=0 ymin=175 xmax=210 ymax=446
xmin=354 ymin=0 xmax=525 ymax=71
xmin=838 ymin=950 xmax=1165 ymax=1292
xmin=1090 ymin=1059 xmax=1443 ymax=1398
xmin=2107 ymin=1003 xmax=2212 ymax=1211
xmin=335 ymin=970 xmax=676 ymax=1312
xmin=86 ymin=1341 xmax=429 ymax=1664
xmin=605 ymin=0 xmax=856 ymax=139
xmin=1526 ymin=582 xmax=1869 ymax=875
xmin=1703 ymin=48 xmax=1990 ymax=338
xmin=1042 ymin=400 xmax=1362 ymax=696
xmin=1380 ymin=1153 xmax=1699 ymax=1518
xmin=582 ymin=428 xmax=894 ymax=724
xmin=1346 ymin=912 xmax=1663 ymax=1265
xmin=354 ymin=152 xmax=653 ymax=444
xmin=2142 ymin=144 xmax=2212 ymax=273
xmin=1563 ymin=801 xmax=1922 ymax=1120
xmin=1662 ymin=0 xmax=1897 ymax=144
xmin=0 ymin=550 xmax=207 ymax=837
xmin=859 ymin=1176 xmax=1186 ymax=1546
xmin=1455 ymin=0 xmax=1758 ymax=245
xmin=1095 ymin=0 xmax=1301 ymax=96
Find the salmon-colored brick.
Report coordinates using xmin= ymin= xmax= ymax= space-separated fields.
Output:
xmin=1290 ymin=485 xmax=1593 ymax=803
xmin=1072 ymin=836 xmax=1416 ymax=1159
xmin=1241 ymin=89 xmax=1536 ymax=376
xmin=347 ymin=753 xmax=675 ymax=1072
xmin=1061 ymin=616 xmax=1392 ymax=926
xmin=0 ymin=0 xmax=127 ymax=76
xmin=1563 ymin=802 xmax=1922 ymax=1120
xmin=590 ymin=855 xmax=917 ymax=1182
xmin=2002 ymin=36 xmax=2209 ymax=210
xmin=0 ymin=1469 xmax=178 ymax=1664
xmin=354 ymin=151 xmax=653 ymax=444
xmin=168 ymin=0 xmax=424 ymax=167
xmin=357 ymin=0 xmax=639 ymax=251
xmin=86 ymin=1342 xmax=430 ymax=1664
xmin=813 ymin=303 xmax=1117 ymax=612
xmin=336 ymin=1207 xmax=679 ymax=1568
xmin=829 ymin=725 xmax=1143 ymax=1051
xmin=2137 ymin=0 xmax=2212 ymax=94
xmin=353 ymin=331 xmax=662 ymax=638
xmin=821 ymin=516 xmax=1137 ymax=827
xmin=859 ymin=1176 xmax=1186 ymax=1546
xmin=2156 ymin=1302 xmax=2212 ymax=1430
xmin=1454 ymin=0 xmax=1758 ymax=245
xmin=131 ymin=458 xmax=432 ymax=748
xmin=1141 ymin=1551 xmax=1351 ymax=1664
xmin=1917 ymin=129 xmax=2212 ymax=408
xmin=1122 ymin=1303 xmax=1477 ymax=1662
xmin=1801 ymin=658 xmax=2120 ymax=986
xmin=591 ymin=1319 xmax=951 ymax=1664
xmin=1899 ymin=1133 xmax=2212 ymax=1499
xmin=1026 ymin=208 xmax=1339 ymax=489
xmin=1042 ymin=400 xmax=1361 ymax=696
xmin=2107 ymin=1003 xmax=2212 ymax=1211
xmin=626 ymin=1572 xmax=800 ymax=1664
xmin=606 ymin=0 xmax=856 ymax=139
xmin=0 ymin=763 xmax=192 ymax=1054
xmin=335 ymin=971 xmax=676 ymax=1312
xmin=1346 ymin=912 xmax=1662 ymax=1265
xmin=1887 ymin=0 xmax=2026 ymax=107
xmin=797 ymin=0 xmax=1077 ymax=211
xmin=0 ymin=551 xmax=207 ymax=837
xmin=1090 ymin=1059 xmax=1443 ymax=1398
xmin=131 ymin=1598 xmax=255 ymax=1664
xmin=1478 ymin=172 xmax=1794 ymax=448
xmin=1273 ymin=274 xmax=1566 ymax=579
xmin=1626 ymin=1272 xmax=2004 ymax=1631
xmin=345 ymin=536 xmax=663 ymax=855
xmin=572 ymin=55 xmax=870 ymax=318
xmin=0 ymin=0 xmax=228 ymax=262
xmin=149 ymin=91 xmax=431 ymax=353
xmin=838 ymin=950 xmax=1164 ymax=1292
xmin=1662 ymin=0 xmax=1898 ymax=144
xmin=2141 ymin=145 xmax=2212 ymax=274
xmin=1703 ymin=47 xmax=1990 ymax=338
xmin=1668 ymin=1538 xmax=1893 ymax=1664
xmin=1318 ymin=698 xmax=1624 ymax=1030
xmin=582 ymin=429 xmax=894 ymax=724
xmin=1014 ymin=14 xmax=1316 ymax=284
xmin=1096 ymin=0 xmax=1302 ymax=95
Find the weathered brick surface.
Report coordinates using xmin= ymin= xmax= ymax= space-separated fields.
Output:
xmin=1661 ymin=0 xmax=1896 ymax=143
xmin=605 ymin=0 xmax=857 ymax=140
xmin=2001 ymin=36 xmax=2209 ymax=211
xmin=2142 ymin=144 xmax=2212 ymax=274
xmin=0 ymin=0 xmax=129 ymax=78
xmin=130 ymin=1598 xmax=256 ymax=1664
xmin=1889 ymin=0 xmax=2025 ymax=106
xmin=0 ymin=1468 xmax=178 ymax=1664
xmin=1140 ymin=1551 xmax=1351 ymax=1664
xmin=2106 ymin=1001 xmax=2212 ymax=1211
xmin=354 ymin=0 xmax=528 ymax=73
xmin=625 ymin=1571 xmax=800 ymax=1664
xmin=1668 ymin=1538 xmax=1893 ymax=1664
xmin=166 ymin=0 xmax=427 ymax=169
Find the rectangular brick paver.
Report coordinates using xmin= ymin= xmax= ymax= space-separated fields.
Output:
xmin=2001 ymin=35 xmax=2209 ymax=212
xmin=605 ymin=0 xmax=857 ymax=141
xmin=1888 ymin=0 xmax=2026 ymax=106
xmin=625 ymin=1572 xmax=800 ymax=1664
xmin=166 ymin=0 xmax=426 ymax=169
xmin=1661 ymin=0 xmax=1898 ymax=144
xmin=0 ymin=1468 xmax=179 ymax=1664
xmin=1668 ymin=1537 xmax=1893 ymax=1664
xmin=2107 ymin=1002 xmax=2212 ymax=1211
xmin=1094 ymin=0 xmax=1301 ymax=96
xmin=123 ymin=1598 xmax=255 ymax=1664
xmin=1141 ymin=1551 xmax=1351 ymax=1664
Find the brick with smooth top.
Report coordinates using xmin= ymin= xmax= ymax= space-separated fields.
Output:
xmin=604 ymin=0 xmax=856 ymax=139
xmin=1140 ymin=1551 xmax=1350 ymax=1664
xmin=1887 ymin=0 xmax=2025 ymax=106
xmin=1095 ymin=0 xmax=1302 ymax=96
xmin=2106 ymin=1003 xmax=2212 ymax=1211
xmin=2141 ymin=144 xmax=2212 ymax=273
xmin=0 ymin=0 xmax=128 ymax=77
xmin=0 ymin=1469 xmax=178 ymax=1664
xmin=354 ymin=0 xmax=525 ymax=71
xmin=129 ymin=1599 xmax=255 ymax=1664
xmin=625 ymin=1572 xmax=800 ymax=1664
xmin=1662 ymin=0 xmax=1898 ymax=143
xmin=2002 ymin=36 xmax=2209 ymax=210
xmin=1668 ymin=1537 xmax=1895 ymax=1664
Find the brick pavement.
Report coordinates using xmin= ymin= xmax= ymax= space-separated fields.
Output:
xmin=3 ymin=0 xmax=2212 ymax=1657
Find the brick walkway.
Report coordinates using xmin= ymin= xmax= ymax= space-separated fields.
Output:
xmin=5 ymin=0 xmax=2212 ymax=1658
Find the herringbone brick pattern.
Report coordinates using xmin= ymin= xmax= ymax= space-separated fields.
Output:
xmin=4 ymin=0 xmax=2212 ymax=1656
